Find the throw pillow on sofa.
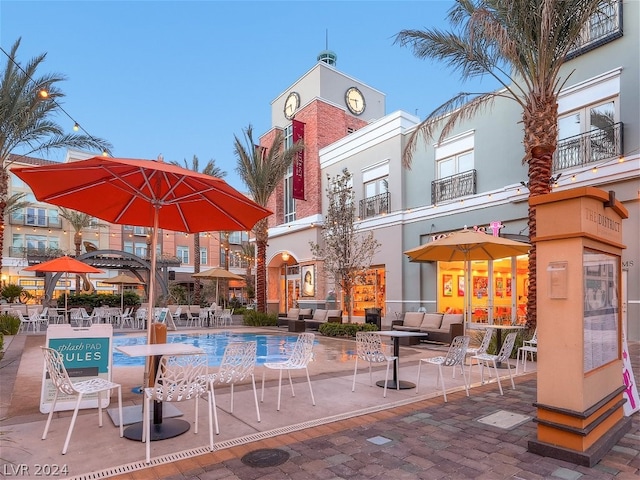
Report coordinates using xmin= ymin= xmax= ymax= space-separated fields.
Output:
xmin=441 ymin=313 xmax=463 ymax=330
xmin=402 ymin=312 xmax=425 ymax=328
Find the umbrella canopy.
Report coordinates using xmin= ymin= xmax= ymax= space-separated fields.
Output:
xmin=404 ymin=229 xmax=530 ymax=262
xmin=192 ymin=268 xmax=244 ymax=280
xmin=193 ymin=268 xmax=244 ymax=305
xmin=23 ymin=255 xmax=104 ymax=274
xmin=13 ymin=156 xmax=271 ymax=386
xmin=404 ymin=229 xmax=530 ymax=328
xmin=11 ymin=156 xmax=271 ymax=233
xmin=23 ymin=256 xmax=104 ymax=312
xmin=104 ymin=274 xmax=145 ymax=311
xmin=103 ymin=273 xmax=145 ymax=285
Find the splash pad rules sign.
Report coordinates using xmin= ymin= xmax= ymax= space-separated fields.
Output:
xmin=40 ymin=324 xmax=114 ymax=414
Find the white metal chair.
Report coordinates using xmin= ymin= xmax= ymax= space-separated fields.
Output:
xmin=517 ymin=327 xmax=538 ymax=373
xmin=143 ymin=353 xmax=212 ymax=464
xmin=207 ymin=341 xmax=261 ymax=434
xmin=352 ymin=332 xmax=398 ymax=397
xmin=171 ymin=306 xmax=183 ymax=327
xmin=134 ymin=308 xmax=147 ymax=329
xmin=416 ymin=335 xmax=470 ymax=402
xmin=15 ymin=310 xmax=39 ymax=333
xmin=185 ymin=309 xmax=201 ymax=328
xmin=261 ymin=332 xmax=316 ymax=411
xmin=466 ymin=327 xmax=494 ymax=367
xmin=40 ymin=347 xmax=123 ymax=454
xmin=219 ymin=308 xmax=233 ymax=327
xmin=470 ymin=332 xmax=518 ymax=395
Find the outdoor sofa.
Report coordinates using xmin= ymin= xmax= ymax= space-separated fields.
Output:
xmin=277 ymin=308 xmax=313 ymax=327
xmin=391 ymin=312 xmax=464 ymax=344
xmin=303 ymin=309 xmax=343 ymax=330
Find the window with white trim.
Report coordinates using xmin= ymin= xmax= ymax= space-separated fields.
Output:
xmin=200 ymin=247 xmax=208 ymax=265
xmin=177 ymin=246 xmax=189 ymax=264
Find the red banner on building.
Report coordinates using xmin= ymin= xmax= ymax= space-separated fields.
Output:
xmin=292 ymin=119 xmax=305 ymax=200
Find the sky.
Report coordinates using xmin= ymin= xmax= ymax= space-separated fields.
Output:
xmin=1 ymin=0 xmax=497 ymax=192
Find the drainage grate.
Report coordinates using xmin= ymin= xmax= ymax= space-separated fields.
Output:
xmin=477 ymin=410 xmax=531 ymax=430
xmin=241 ymin=448 xmax=290 ymax=467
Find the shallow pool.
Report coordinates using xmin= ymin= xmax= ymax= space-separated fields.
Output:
xmin=112 ymin=331 xmax=329 ymax=367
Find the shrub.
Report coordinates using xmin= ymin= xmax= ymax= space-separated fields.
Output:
xmin=242 ymin=310 xmax=278 ymax=327
xmin=0 ymin=314 xmax=20 ymax=335
xmin=319 ymin=322 xmax=378 ymax=337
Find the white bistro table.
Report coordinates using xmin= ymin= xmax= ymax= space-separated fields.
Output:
xmin=376 ymin=331 xmax=429 ymax=389
xmin=115 ymin=343 xmax=204 ymax=441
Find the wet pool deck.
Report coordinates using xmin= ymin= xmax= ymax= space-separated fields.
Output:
xmin=1 ymin=324 xmax=638 ymax=480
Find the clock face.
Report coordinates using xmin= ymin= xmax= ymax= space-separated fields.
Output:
xmin=345 ymin=86 xmax=365 ymax=115
xmin=284 ymin=92 xmax=300 ymax=119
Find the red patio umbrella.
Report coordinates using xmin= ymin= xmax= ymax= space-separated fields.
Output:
xmin=23 ymin=256 xmax=104 ymax=312
xmin=12 ymin=156 xmax=271 ymax=385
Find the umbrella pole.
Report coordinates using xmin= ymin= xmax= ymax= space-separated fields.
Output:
xmin=143 ymin=206 xmax=160 ymax=387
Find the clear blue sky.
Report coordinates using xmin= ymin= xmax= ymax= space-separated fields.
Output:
xmin=1 ymin=0 xmax=495 ymax=191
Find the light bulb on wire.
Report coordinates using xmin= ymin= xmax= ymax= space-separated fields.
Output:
xmin=73 ymin=122 xmax=79 ymax=131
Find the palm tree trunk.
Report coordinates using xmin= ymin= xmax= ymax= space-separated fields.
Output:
xmin=193 ymin=233 xmax=201 ymax=304
xmin=0 ymin=170 xmax=7 ymax=274
xmin=255 ymin=219 xmax=268 ymax=313
xmin=523 ymin=97 xmax=558 ymax=330
xmin=74 ymin=232 xmax=82 ymax=292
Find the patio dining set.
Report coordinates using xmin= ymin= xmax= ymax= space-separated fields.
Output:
xmin=38 ymin=328 xmax=536 ymax=465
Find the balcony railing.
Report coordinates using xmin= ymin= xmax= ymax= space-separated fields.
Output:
xmin=359 ymin=191 xmax=389 ymax=219
xmin=10 ymin=247 xmax=67 ymax=258
xmin=8 ymin=213 xmax=62 ymax=228
xmin=553 ymin=122 xmax=623 ymax=172
xmin=567 ymin=0 xmax=622 ymax=59
xmin=431 ymin=169 xmax=477 ymax=204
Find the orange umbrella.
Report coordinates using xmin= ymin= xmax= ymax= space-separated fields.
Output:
xmin=23 ymin=256 xmax=104 ymax=312
xmin=12 ymin=156 xmax=271 ymax=384
xmin=104 ymin=273 xmax=145 ymax=311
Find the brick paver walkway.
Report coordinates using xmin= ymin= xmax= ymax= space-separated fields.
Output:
xmin=109 ymin=343 xmax=640 ymax=480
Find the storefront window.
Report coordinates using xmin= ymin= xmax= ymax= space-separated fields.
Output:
xmin=437 ymin=255 xmax=528 ymax=324
xmin=353 ymin=266 xmax=386 ymax=317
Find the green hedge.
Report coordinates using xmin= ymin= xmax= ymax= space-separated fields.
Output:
xmin=0 ymin=314 xmax=20 ymax=335
xmin=242 ymin=310 xmax=278 ymax=327
xmin=319 ymin=322 xmax=378 ymax=337
xmin=58 ymin=292 xmax=141 ymax=309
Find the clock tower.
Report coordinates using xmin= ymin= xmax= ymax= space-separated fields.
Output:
xmin=261 ymin=52 xmax=386 ymax=314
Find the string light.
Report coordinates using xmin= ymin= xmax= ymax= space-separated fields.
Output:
xmin=0 ymin=45 xmax=109 ymax=154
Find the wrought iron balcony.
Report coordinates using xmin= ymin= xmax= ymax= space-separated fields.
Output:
xmin=567 ymin=0 xmax=622 ymax=59
xmin=431 ymin=169 xmax=477 ymax=204
xmin=553 ymin=122 xmax=623 ymax=172
xmin=359 ymin=191 xmax=389 ymax=219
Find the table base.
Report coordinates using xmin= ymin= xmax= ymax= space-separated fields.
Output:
xmin=123 ymin=418 xmax=191 ymax=441
xmin=376 ymin=379 xmax=415 ymax=390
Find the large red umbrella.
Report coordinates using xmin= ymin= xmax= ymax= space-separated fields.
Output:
xmin=23 ymin=256 xmax=104 ymax=312
xmin=13 ymin=156 xmax=271 ymax=383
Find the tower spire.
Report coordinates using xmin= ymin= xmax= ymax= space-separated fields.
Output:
xmin=317 ymin=28 xmax=337 ymax=66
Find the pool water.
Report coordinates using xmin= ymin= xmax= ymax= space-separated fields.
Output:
xmin=112 ymin=331 xmax=323 ymax=367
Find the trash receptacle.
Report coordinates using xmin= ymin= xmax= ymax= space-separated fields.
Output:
xmin=365 ymin=307 xmax=382 ymax=330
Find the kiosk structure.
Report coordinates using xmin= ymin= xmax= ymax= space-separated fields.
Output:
xmin=528 ymin=187 xmax=631 ymax=466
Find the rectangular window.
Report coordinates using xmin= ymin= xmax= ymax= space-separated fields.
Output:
xmin=134 ymin=242 xmax=147 ymax=258
xmin=361 ymin=176 xmax=389 ymax=218
xmin=123 ymin=241 xmax=133 ymax=254
xmin=133 ymin=226 xmax=147 ymax=236
xmin=25 ymin=207 xmax=47 ymax=226
xmin=556 ymin=98 xmax=620 ymax=170
xmin=569 ymin=0 xmax=621 ymax=57
xmin=200 ymin=247 xmax=208 ymax=265
xmin=177 ymin=246 xmax=189 ymax=263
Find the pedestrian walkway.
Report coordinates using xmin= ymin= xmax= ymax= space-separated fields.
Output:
xmin=1 ymin=331 xmax=638 ymax=480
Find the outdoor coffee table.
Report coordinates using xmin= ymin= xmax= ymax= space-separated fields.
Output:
xmin=115 ymin=342 xmax=204 ymax=441
xmin=376 ymin=331 xmax=429 ymax=389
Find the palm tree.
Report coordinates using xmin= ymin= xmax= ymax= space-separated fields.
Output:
xmin=4 ymin=192 xmax=30 ymax=218
xmin=58 ymin=208 xmax=106 ymax=292
xmin=395 ymin=0 xmax=609 ymax=328
xmin=0 ymin=38 xmax=112 ymax=272
xmin=170 ymin=155 xmax=226 ymax=304
xmin=241 ymin=241 xmax=255 ymax=303
xmin=234 ymin=125 xmax=304 ymax=313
